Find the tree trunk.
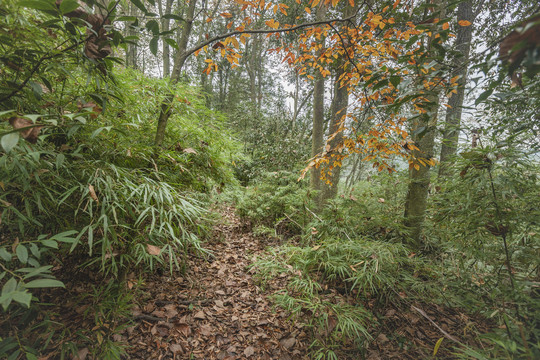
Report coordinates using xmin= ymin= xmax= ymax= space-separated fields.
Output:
xmin=320 ymin=64 xmax=348 ymax=203
xmin=159 ymin=0 xmax=173 ymax=77
xmin=155 ymin=0 xmax=197 ymax=147
xmin=438 ymin=0 xmax=473 ymax=176
xmin=310 ymin=4 xmax=327 ymax=196
xmin=404 ymin=2 xmax=445 ymax=249
xmin=125 ymin=2 xmax=138 ymax=69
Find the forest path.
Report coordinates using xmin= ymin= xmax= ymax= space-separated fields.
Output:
xmin=126 ymin=206 xmax=309 ymax=359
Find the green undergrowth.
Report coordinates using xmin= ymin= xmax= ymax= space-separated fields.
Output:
xmin=233 ymin=172 xmax=437 ymax=358
xmin=238 ymin=162 xmax=539 ymax=358
xmin=426 ymin=146 xmax=540 ymax=359
xmin=1 ymin=61 xmax=238 ymax=356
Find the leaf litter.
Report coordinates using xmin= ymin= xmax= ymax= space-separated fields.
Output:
xmin=38 ymin=206 xmax=493 ymax=359
xmin=124 ymin=206 xmax=309 ymax=359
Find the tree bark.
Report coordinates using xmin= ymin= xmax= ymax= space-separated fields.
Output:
xmin=404 ymin=1 xmax=445 ymax=249
xmin=320 ymin=64 xmax=348 ymax=203
xmin=310 ymin=4 xmax=327 ymax=196
xmin=125 ymin=2 xmax=138 ymax=69
xmin=159 ymin=0 xmax=173 ymax=77
xmin=155 ymin=0 xmax=197 ymax=147
xmin=438 ymin=0 xmax=473 ymax=176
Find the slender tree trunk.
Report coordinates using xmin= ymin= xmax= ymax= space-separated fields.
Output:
xmin=438 ymin=0 xmax=473 ymax=176
xmin=310 ymin=4 xmax=328 ymax=196
xmin=155 ymin=0 xmax=197 ymax=147
xmin=404 ymin=2 xmax=445 ymax=249
xmin=320 ymin=64 xmax=348 ymax=203
xmin=158 ymin=0 xmax=173 ymax=77
xmin=345 ymin=155 xmax=360 ymax=188
xmin=125 ymin=2 xmax=138 ymax=69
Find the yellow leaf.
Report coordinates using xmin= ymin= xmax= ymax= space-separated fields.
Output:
xmin=304 ymin=6 xmax=311 ymax=14
xmin=458 ymin=20 xmax=471 ymax=26
xmin=220 ymin=12 xmax=232 ymax=18
xmin=442 ymin=22 xmax=449 ymax=30
xmin=433 ymin=337 xmax=444 ymax=356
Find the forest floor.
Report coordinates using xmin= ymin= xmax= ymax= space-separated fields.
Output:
xmin=123 ymin=206 xmax=310 ymax=359
xmin=43 ymin=206 xmax=491 ymax=359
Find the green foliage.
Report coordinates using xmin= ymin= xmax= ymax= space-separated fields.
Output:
xmin=92 ymin=68 xmax=242 ymax=192
xmin=245 ymin=172 xmax=427 ymax=357
xmin=228 ymin=104 xmax=311 ymax=184
xmin=0 ymin=2 xmax=238 ymax=354
xmin=429 ymin=145 xmax=540 ymax=358
xmin=236 ymin=170 xmax=315 ymax=236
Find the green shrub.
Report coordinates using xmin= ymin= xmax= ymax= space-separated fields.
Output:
xmin=236 ymin=170 xmax=315 ymax=236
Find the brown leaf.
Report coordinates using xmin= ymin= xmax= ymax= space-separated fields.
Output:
xmin=193 ymin=310 xmax=206 ymax=319
xmin=11 ymin=237 xmax=19 ymax=254
xmin=376 ymin=333 xmax=389 ymax=344
xmin=146 ymin=244 xmax=161 ymax=256
xmin=72 ymin=347 xmax=89 ymax=360
xmin=88 ymin=184 xmax=99 ymax=203
xmin=280 ymin=337 xmax=295 ymax=349
xmin=499 ymin=14 xmax=540 ymax=78
xmin=244 ymin=346 xmax=255 ymax=357
xmin=183 ymin=147 xmax=198 ymax=154
xmin=9 ymin=117 xmax=43 ymax=144
xmin=169 ymin=343 xmax=183 ymax=354
xmin=176 ymin=322 xmax=191 ymax=337
xmin=200 ymin=324 xmax=213 ymax=336
xmin=164 ymin=304 xmax=178 ymax=318
xmin=212 ymin=41 xmax=225 ymax=49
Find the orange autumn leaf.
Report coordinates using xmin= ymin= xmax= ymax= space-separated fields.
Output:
xmin=458 ymin=20 xmax=471 ymax=26
xmin=442 ymin=22 xmax=449 ymax=30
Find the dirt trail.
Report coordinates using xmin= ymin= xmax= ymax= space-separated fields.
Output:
xmin=126 ymin=207 xmax=309 ymax=359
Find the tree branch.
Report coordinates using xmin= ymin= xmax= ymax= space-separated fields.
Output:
xmin=180 ymin=10 xmax=360 ymax=63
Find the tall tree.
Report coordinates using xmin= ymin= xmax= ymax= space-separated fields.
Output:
xmin=438 ymin=0 xmax=474 ymax=176
xmin=404 ymin=1 xmax=446 ymax=249
xmin=310 ymin=3 xmax=328 ymax=198
xmin=320 ymin=1 xmax=355 ymax=204
xmin=158 ymin=0 xmax=173 ymax=77
xmin=125 ymin=1 xmax=139 ymax=69
xmin=155 ymin=0 xmax=197 ymax=147
xmin=320 ymin=63 xmax=348 ymax=203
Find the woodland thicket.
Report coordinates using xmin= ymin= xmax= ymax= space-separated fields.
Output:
xmin=1 ymin=0 xmax=539 ymax=359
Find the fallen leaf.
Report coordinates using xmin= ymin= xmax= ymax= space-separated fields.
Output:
xmin=146 ymin=244 xmax=161 ymax=256
xmin=377 ymin=333 xmax=389 ymax=343
xmin=183 ymin=148 xmax=197 ymax=154
xmin=175 ymin=322 xmax=191 ymax=337
xmin=244 ymin=346 xmax=255 ymax=357
xmin=169 ymin=343 xmax=183 ymax=354
xmin=88 ymin=185 xmax=99 ymax=203
xmin=200 ymin=324 xmax=213 ymax=336
xmin=73 ymin=347 xmax=89 ymax=360
xmin=194 ymin=310 xmax=205 ymax=319
xmin=280 ymin=337 xmax=295 ymax=349
xmin=9 ymin=117 xmax=43 ymax=143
